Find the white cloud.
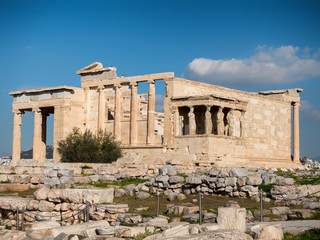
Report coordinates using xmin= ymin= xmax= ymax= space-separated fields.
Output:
xmin=185 ymin=45 xmax=320 ymax=87
xmin=155 ymin=94 xmax=165 ymax=112
xmin=300 ymin=100 xmax=320 ymax=122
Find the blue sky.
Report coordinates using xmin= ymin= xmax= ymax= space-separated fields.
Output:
xmin=0 ymin=0 xmax=320 ymax=158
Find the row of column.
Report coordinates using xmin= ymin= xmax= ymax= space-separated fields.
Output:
xmin=175 ymin=103 xmax=301 ymax=164
xmin=12 ymin=105 xmax=70 ymax=166
xmin=176 ymin=105 xmax=244 ymax=137
xmin=95 ymin=80 xmax=156 ymax=145
xmin=12 ymin=108 xmax=47 ymax=166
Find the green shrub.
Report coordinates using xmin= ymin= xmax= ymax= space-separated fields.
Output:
xmin=58 ymin=128 xmax=122 ymax=163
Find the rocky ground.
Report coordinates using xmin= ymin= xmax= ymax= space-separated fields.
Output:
xmin=0 ymin=162 xmax=320 ymax=239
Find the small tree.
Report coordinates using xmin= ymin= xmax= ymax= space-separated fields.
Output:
xmin=57 ymin=128 xmax=122 ymax=163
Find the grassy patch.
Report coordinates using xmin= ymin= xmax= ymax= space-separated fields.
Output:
xmin=295 ymin=177 xmax=320 ymax=185
xmin=284 ymin=228 xmax=320 ymax=240
xmin=258 ymin=183 xmax=276 ymax=192
xmin=77 ymin=177 xmax=148 ymax=189
xmin=132 ymin=229 xmax=161 ymax=240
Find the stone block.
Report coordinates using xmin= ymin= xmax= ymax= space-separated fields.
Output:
xmin=24 ymin=220 xmax=60 ymax=239
xmin=225 ymin=177 xmax=237 ymax=187
xmin=169 ymin=175 xmax=185 ymax=184
xmin=217 ymin=207 xmax=246 ymax=232
xmin=271 ymin=207 xmax=290 ymax=215
xmin=230 ymin=168 xmax=248 ymax=177
xmin=304 ymin=201 xmax=320 ymax=209
xmin=51 ymin=220 xmax=110 ymax=237
xmin=60 ymin=177 xmax=74 ymax=184
xmin=203 ymin=213 xmax=217 ymax=223
xmin=155 ymin=175 xmax=169 ymax=183
xmin=136 ymin=191 xmax=150 ymax=200
xmin=38 ymin=200 xmax=55 ymax=212
xmin=208 ymin=169 xmax=220 ymax=176
xmin=116 ymin=226 xmax=146 ymax=238
xmin=57 ymin=169 xmax=74 ymax=177
xmin=142 ymin=217 xmax=168 ymax=227
xmin=186 ymin=177 xmax=202 ymax=184
xmin=0 ymin=229 xmax=27 ymax=240
xmin=0 ymin=174 xmax=8 ymax=182
xmin=34 ymin=185 xmax=50 ymax=200
xmin=89 ymin=175 xmax=101 ymax=182
xmin=61 ymin=189 xmax=84 ymax=203
xmin=7 ymin=174 xmax=30 ymax=184
xmin=250 ymin=224 xmax=283 ymax=240
xmin=162 ymin=224 xmax=190 ymax=237
xmin=159 ymin=165 xmax=177 ymax=176
xmin=247 ymin=176 xmax=262 ymax=186
xmin=48 ymin=189 xmax=62 ymax=203
xmin=83 ymin=188 xmax=114 ymax=204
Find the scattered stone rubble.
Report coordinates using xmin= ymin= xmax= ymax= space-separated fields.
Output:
xmin=0 ymin=163 xmax=319 ymax=239
xmin=0 ymin=206 xmax=286 ymax=240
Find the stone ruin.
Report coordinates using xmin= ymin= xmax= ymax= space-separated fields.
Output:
xmin=9 ymin=62 xmax=303 ymax=169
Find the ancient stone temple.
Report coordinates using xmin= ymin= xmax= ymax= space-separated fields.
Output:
xmin=9 ymin=62 xmax=303 ymax=168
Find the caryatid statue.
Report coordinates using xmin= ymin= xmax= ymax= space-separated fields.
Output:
xmin=217 ymin=107 xmax=225 ymax=135
xmin=228 ymin=109 xmax=235 ymax=136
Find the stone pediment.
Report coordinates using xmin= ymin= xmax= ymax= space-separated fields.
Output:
xmin=77 ymin=62 xmax=117 ymax=81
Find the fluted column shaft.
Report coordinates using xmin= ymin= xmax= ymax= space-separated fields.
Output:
xmin=98 ymin=86 xmax=105 ymax=130
xmin=130 ymin=82 xmax=138 ymax=145
xmin=147 ymin=80 xmax=155 ymax=145
xmin=33 ymin=108 xmax=42 ymax=162
xmin=293 ymin=102 xmax=300 ymax=163
xmin=12 ymin=110 xmax=22 ymax=166
xmin=114 ymin=84 xmax=122 ymax=141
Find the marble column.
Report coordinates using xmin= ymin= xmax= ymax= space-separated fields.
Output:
xmin=189 ymin=106 xmax=196 ymax=135
xmin=205 ymin=106 xmax=212 ymax=134
xmin=84 ymin=87 xmax=90 ymax=128
xmin=174 ymin=108 xmax=180 ymax=136
xmin=33 ymin=108 xmax=42 ymax=162
xmin=147 ymin=80 xmax=155 ymax=145
xmin=114 ymin=84 xmax=122 ymax=141
xmin=12 ymin=109 xmax=22 ymax=166
xmin=130 ymin=82 xmax=138 ymax=145
xmin=40 ymin=111 xmax=48 ymax=163
xmin=240 ymin=111 xmax=245 ymax=137
xmin=53 ymin=104 xmax=70 ymax=163
xmin=293 ymin=102 xmax=300 ymax=163
xmin=98 ymin=86 xmax=105 ymax=130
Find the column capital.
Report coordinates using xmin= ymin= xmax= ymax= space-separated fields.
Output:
xmin=293 ymin=102 xmax=301 ymax=108
xmin=114 ymin=83 xmax=121 ymax=88
xmin=129 ymin=81 xmax=138 ymax=87
xmin=13 ymin=109 xmax=23 ymax=115
xmin=147 ymin=79 xmax=155 ymax=84
xmin=98 ymin=85 xmax=105 ymax=91
xmin=83 ymin=87 xmax=90 ymax=91
xmin=32 ymin=108 xmax=41 ymax=113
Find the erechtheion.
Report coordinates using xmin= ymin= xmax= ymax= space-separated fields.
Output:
xmin=9 ymin=62 xmax=303 ymax=168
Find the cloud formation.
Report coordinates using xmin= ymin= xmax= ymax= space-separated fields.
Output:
xmin=185 ymin=45 xmax=320 ymax=87
xmin=300 ymin=100 xmax=320 ymax=122
xmin=155 ymin=94 xmax=165 ymax=112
